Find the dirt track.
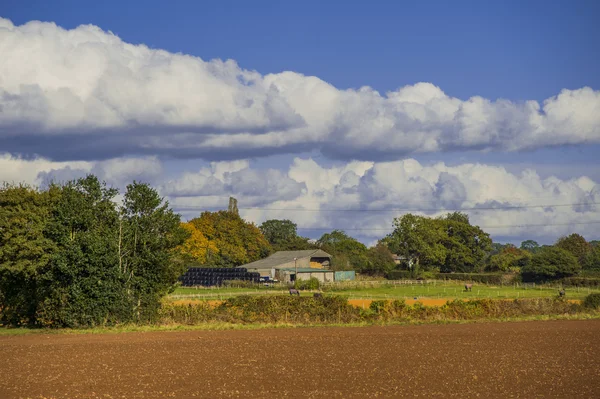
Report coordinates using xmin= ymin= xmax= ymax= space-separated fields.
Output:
xmin=1 ymin=320 xmax=599 ymax=398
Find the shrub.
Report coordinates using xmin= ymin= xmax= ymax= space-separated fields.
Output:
xmin=387 ymin=270 xmax=413 ymax=280
xmin=583 ymin=293 xmax=600 ymax=309
xmin=559 ymin=277 xmax=600 ymax=288
xmin=295 ymin=277 xmax=320 ymax=290
xmin=521 ymin=247 xmax=581 ymax=282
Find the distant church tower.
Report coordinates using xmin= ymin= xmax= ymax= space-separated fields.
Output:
xmin=228 ymin=197 xmax=239 ymax=215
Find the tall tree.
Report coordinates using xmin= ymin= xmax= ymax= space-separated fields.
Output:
xmin=189 ymin=211 xmax=271 ymax=267
xmin=583 ymin=246 xmax=600 ymax=271
xmin=176 ymin=222 xmax=218 ymax=264
xmin=119 ymin=181 xmax=188 ymax=321
xmin=366 ymin=244 xmax=397 ymax=275
xmin=259 ymin=219 xmax=314 ymax=251
xmin=35 ymin=176 xmax=123 ymax=327
xmin=385 ymin=214 xmax=447 ymax=270
xmin=520 ymin=240 xmax=540 ymax=253
xmin=317 ymin=230 xmax=369 ymax=271
xmin=0 ymin=184 xmax=56 ymax=326
xmin=555 ymin=234 xmax=591 ymax=265
xmin=439 ymin=212 xmax=492 ymax=272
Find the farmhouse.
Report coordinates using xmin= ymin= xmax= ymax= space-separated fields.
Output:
xmin=237 ymin=249 xmax=332 ymax=278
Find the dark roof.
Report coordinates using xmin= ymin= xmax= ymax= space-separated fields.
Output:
xmin=237 ymin=249 xmax=331 ymax=270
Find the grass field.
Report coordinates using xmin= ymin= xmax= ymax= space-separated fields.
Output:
xmin=169 ymin=281 xmax=600 ymax=302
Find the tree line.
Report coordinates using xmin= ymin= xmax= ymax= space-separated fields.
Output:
xmin=0 ymin=176 xmax=186 ymax=327
xmin=2 ymin=175 xmax=599 ymax=326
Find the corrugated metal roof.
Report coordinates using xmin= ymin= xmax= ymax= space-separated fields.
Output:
xmin=237 ymin=249 xmax=331 ymax=270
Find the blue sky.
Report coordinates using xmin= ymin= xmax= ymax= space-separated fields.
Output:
xmin=1 ymin=0 xmax=599 ymax=245
xmin=4 ymin=0 xmax=599 ymax=99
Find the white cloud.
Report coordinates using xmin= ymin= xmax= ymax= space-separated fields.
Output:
xmin=1 ymin=152 xmax=598 ymax=243
xmin=0 ymin=153 xmax=162 ymax=189
xmin=167 ymin=158 xmax=600 ymax=244
xmin=1 ymin=18 xmax=599 ymax=161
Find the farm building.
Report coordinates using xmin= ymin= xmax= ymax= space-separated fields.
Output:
xmin=236 ymin=249 xmax=332 ymax=278
xmin=275 ymin=269 xmax=356 ymax=284
xmin=276 ymin=268 xmax=335 ymax=284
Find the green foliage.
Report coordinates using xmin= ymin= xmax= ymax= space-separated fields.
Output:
xmin=294 ymin=277 xmax=320 ymax=290
xmin=521 ymin=246 xmax=581 ymax=281
xmin=259 ymin=219 xmax=314 ymax=251
xmin=386 ymin=270 xmax=413 ymax=280
xmin=583 ymin=246 xmax=600 ymax=271
xmin=0 ymin=177 xmax=187 ymax=328
xmin=0 ymin=184 xmax=56 ymax=326
xmin=559 ymin=277 xmax=600 ymax=287
xmin=582 ymin=293 xmax=600 ymax=309
xmin=365 ymin=244 xmax=396 ymax=276
xmin=158 ymin=296 xmax=583 ymax=326
xmin=317 ymin=230 xmax=369 ymax=271
xmin=520 ymin=240 xmax=540 ymax=253
xmin=385 ymin=214 xmax=447 ymax=269
xmin=216 ymin=295 xmax=359 ymax=324
xmin=556 ymin=233 xmax=591 ymax=264
xmin=189 ymin=211 xmax=272 ymax=267
xmin=439 ymin=212 xmax=492 ymax=273
xmin=384 ymin=212 xmax=491 ymax=273
xmin=487 ymin=246 xmax=531 ymax=272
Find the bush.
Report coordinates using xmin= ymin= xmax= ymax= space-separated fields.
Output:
xmin=521 ymin=246 xmax=581 ymax=282
xmin=559 ymin=277 xmax=600 ymax=288
xmin=295 ymin=277 xmax=320 ymax=290
xmin=387 ymin=270 xmax=413 ymax=280
xmin=583 ymin=293 xmax=600 ymax=309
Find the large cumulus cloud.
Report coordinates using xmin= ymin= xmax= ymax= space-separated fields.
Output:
xmin=163 ymin=157 xmax=600 ymax=244
xmin=1 ymin=17 xmax=599 ymax=161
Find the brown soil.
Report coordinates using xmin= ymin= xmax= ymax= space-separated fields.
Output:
xmin=1 ymin=320 xmax=599 ymax=398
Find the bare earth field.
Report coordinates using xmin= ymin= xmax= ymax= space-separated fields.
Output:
xmin=1 ymin=321 xmax=599 ymax=398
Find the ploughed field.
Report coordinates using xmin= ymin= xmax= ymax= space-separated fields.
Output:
xmin=1 ymin=320 xmax=599 ymax=398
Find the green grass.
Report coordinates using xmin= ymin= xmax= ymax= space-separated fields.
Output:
xmin=170 ymin=281 xmax=600 ymax=302
xmin=3 ymin=313 xmax=599 ymax=336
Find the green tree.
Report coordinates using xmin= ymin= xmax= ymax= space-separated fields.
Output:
xmin=317 ymin=230 xmax=369 ymax=271
xmin=439 ymin=212 xmax=492 ymax=272
xmin=35 ymin=176 xmax=123 ymax=327
xmin=259 ymin=219 xmax=314 ymax=251
xmin=365 ymin=244 xmax=396 ymax=275
xmin=190 ymin=211 xmax=271 ymax=267
xmin=487 ymin=246 xmax=531 ymax=272
xmin=583 ymin=246 xmax=600 ymax=271
xmin=521 ymin=246 xmax=581 ymax=281
xmin=0 ymin=184 xmax=56 ymax=326
xmin=555 ymin=234 xmax=591 ymax=264
xmin=119 ymin=181 xmax=189 ymax=321
xmin=385 ymin=214 xmax=447 ymax=271
xmin=520 ymin=240 xmax=540 ymax=253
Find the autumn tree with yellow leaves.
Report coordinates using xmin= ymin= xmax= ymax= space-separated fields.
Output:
xmin=176 ymin=222 xmax=219 ymax=264
xmin=180 ymin=211 xmax=272 ymax=267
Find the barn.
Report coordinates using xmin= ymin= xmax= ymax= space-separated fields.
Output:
xmin=236 ymin=249 xmax=332 ymax=278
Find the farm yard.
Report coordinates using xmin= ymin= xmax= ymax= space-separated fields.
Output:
xmin=1 ymin=320 xmax=599 ymax=398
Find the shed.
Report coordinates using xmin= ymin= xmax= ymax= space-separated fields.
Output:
xmin=236 ymin=249 xmax=332 ymax=277
xmin=276 ymin=268 xmax=335 ymax=284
